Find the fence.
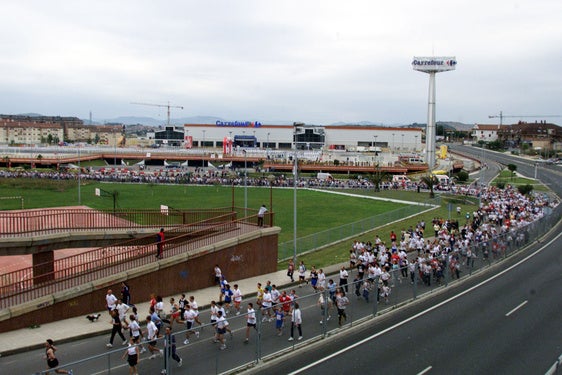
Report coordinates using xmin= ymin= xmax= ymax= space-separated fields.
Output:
xmin=0 ymin=207 xmax=237 ymax=238
xmin=33 ymin=202 xmax=560 ymax=374
xmin=0 ymin=216 xmax=255 ymax=309
xmin=278 ymin=196 xmax=441 ymax=260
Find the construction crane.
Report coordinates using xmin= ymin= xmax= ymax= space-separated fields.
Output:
xmin=489 ymin=111 xmax=561 ymax=125
xmin=131 ymin=101 xmax=184 ymax=127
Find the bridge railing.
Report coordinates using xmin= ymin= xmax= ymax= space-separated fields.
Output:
xmin=0 ymin=207 xmax=236 ymax=238
xmin=0 ymin=214 xmax=263 ymax=308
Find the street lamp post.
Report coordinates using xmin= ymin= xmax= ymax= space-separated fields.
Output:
xmin=293 ymin=152 xmax=298 ymax=264
xmin=77 ymin=146 xmax=81 ymax=204
xmin=267 ymin=174 xmax=275 ymax=226
xmin=243 ymin=150 xmax=247 ymax=212
xmin=392 ymin=133 xmax=395 ymax=153
xmin=113 ymin=129 xmax=117 ymax=167
xmin=415 ymin=135 xmax=418 ymax=152
xmin=401 ymin=134 xmax=404 ymax=150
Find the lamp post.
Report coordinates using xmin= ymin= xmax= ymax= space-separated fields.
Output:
xmin=401 ymin=134 xmax=404 ymax=150
xmin=77 ymin=146 xmax=81 ymax=204
xmin=267 ymin=132 xmax=270 ymax=149
xmin=293 ymin=152 xmax=298 ymax=264
xmin=243 ymin=149 xmax=247 ymax=212
xmin=415 ymin=135 xmax=418 ymax=152
xmin=202 ymin=130 xmax=206 ymax=148
xmin=392 ymin=133 xmax=395 ymax=153
xmin=113 ymin=128 xmax=117 ymax=167
xmin=267 ymin=174 xmax=275 ymax=226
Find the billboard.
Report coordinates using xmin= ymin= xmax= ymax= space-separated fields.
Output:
xmin=412 ymin=56 xmax=457 ymax=72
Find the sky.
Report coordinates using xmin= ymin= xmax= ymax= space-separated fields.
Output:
xmin=1 ymin=0 xmax=561 ymax=126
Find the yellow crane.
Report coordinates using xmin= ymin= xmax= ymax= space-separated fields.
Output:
xmin=131 ymin=101 xmax=184 ymax=127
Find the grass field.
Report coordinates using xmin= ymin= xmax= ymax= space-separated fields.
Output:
xmin=0 ymin=178 xmax=411 ymax=244
xmin=0 ymin=177 xmax=484 ymax=269
xmin=492 ymin=169 xmax=548 ymax=192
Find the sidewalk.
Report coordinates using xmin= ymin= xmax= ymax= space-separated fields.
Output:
xmin=0 ymin=261 xmax=347 ymax=356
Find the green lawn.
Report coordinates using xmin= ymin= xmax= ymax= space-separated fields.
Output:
xmin=0 ymin=178 xmax=485 ymax=269
xmin=492 ymin=170 xmax=548 ymax=192
xmin=0 ymin=178 xmax=407 ymax=243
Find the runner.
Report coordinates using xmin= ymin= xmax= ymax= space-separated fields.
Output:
xmin=44 ymin=339 xmax=73 ymax=375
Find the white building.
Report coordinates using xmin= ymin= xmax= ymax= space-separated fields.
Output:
xmin=183 ymin=122 xmax=423 ymax=154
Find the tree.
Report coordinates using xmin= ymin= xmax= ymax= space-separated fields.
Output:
xmin=517 ymin=184 xmax=534 ymax=195
xmin=420 ymin=175 xmax=436 ymax=199
xmin=47 ymin=134 xmax=53 ymax=144
xmin=455 ymin=170 xmax=469 ymax=182
xmin=370 ymin=164 xmax=387 ymax=192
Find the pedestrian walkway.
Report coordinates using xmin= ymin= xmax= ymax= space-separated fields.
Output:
xmin=0 ymin=261 xmax=347 ymax=356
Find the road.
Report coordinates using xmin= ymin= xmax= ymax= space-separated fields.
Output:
xmin=249 ymin=224 xmax=562 ymax=375
xmin=453 ymin=144 xmax=562 ymax=197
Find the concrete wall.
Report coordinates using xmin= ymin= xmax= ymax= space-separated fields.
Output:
xmin=0 ymin=227 xmax=279 ymax=332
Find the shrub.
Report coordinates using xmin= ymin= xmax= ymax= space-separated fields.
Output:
xmin=496 ymin=181 xmax=505 ymax=189
xmin=517 ymin=184 xmax=534 ymax=195
xmin=455 ymin=171 xmax=469 ymax=182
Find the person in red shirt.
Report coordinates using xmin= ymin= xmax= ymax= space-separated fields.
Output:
xmin=279 ymin=290 xmax=292 ymax=316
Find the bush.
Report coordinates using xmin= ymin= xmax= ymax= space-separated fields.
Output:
xmin=496 ymin=181 xmax=506 ymax=189
xmin=517 ymin=184 xmax=534 ymax=195
xmin=455 ymin=171 xmax=469 ymax=182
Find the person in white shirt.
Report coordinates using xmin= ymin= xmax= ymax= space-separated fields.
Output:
xmin=182 ymin=305 xmax=199 ymax=344
xmin=261 ymin=290 xmax=273 ymax=322
xmin=145 ymin=315 xmax=163 ymax=359
xmin=106 ymin=289 xmax=118 ymax=313
xmin=339 ymin=266 xmax=349 ymax=292
xmin=215 ymin=311 xmax=229 ymax=350
xmin=257 ymin=204 xmax=268 ymax=227
xmin=115 ymin=300 xmax=130 ymax=323
xmin=317 ymin=269 xmax=326 ymax=291
xmin=232 ymin=285 xmax=243 ymax=315
xmin=244 ymin=303 xmax=257 ymax=343
xmin=288 ymin=302 xmax=303 ymax=341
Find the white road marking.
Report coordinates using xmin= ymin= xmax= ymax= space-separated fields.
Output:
xmin=505 ymin=300 xmax=528 ymax=317
xmin=288 ymin=230 xmax=562 ymax=375
xmin=418 ymin=366 xmax=433 ymax=375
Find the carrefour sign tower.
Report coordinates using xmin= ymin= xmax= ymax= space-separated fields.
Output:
xmin=412 ymin=56 xmax=456 ymax=169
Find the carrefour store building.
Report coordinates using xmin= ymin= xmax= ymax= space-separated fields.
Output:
xmin=184 ymin=121 xmax=423 ymax=153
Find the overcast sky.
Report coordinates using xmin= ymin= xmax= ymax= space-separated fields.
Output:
xmin=1 ymin=0 xmax=561 ymax=125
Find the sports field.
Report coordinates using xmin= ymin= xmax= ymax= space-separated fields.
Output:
xmin=0 ymin=178 xmax=479 ymax=268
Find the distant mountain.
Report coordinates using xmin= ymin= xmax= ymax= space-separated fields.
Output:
xmin=330 ymin=121 xmax=384 ymax=126
xmin=91 ymin=115 xmax=225 ymax=126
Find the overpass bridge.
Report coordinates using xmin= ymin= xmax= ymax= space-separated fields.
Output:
xmin=0 ymin=206 xmax=279 ymax=332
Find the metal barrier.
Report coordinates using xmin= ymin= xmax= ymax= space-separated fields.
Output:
xmin=278 ymin=196 xmax=441 ymax=260
xmin=32 ymin=202 xmax=560 ymax=374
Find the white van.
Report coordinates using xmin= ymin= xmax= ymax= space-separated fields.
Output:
xmin=392 ymin=175 xmax=411 ymax=184
xmin=434 ymin=175 xmax=450 ymax=184
xmin=317 ymin=172 xmax=333 ymax=180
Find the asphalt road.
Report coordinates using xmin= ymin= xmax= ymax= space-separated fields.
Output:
xmin=248 ymin=223 xmax=562 ymax=375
